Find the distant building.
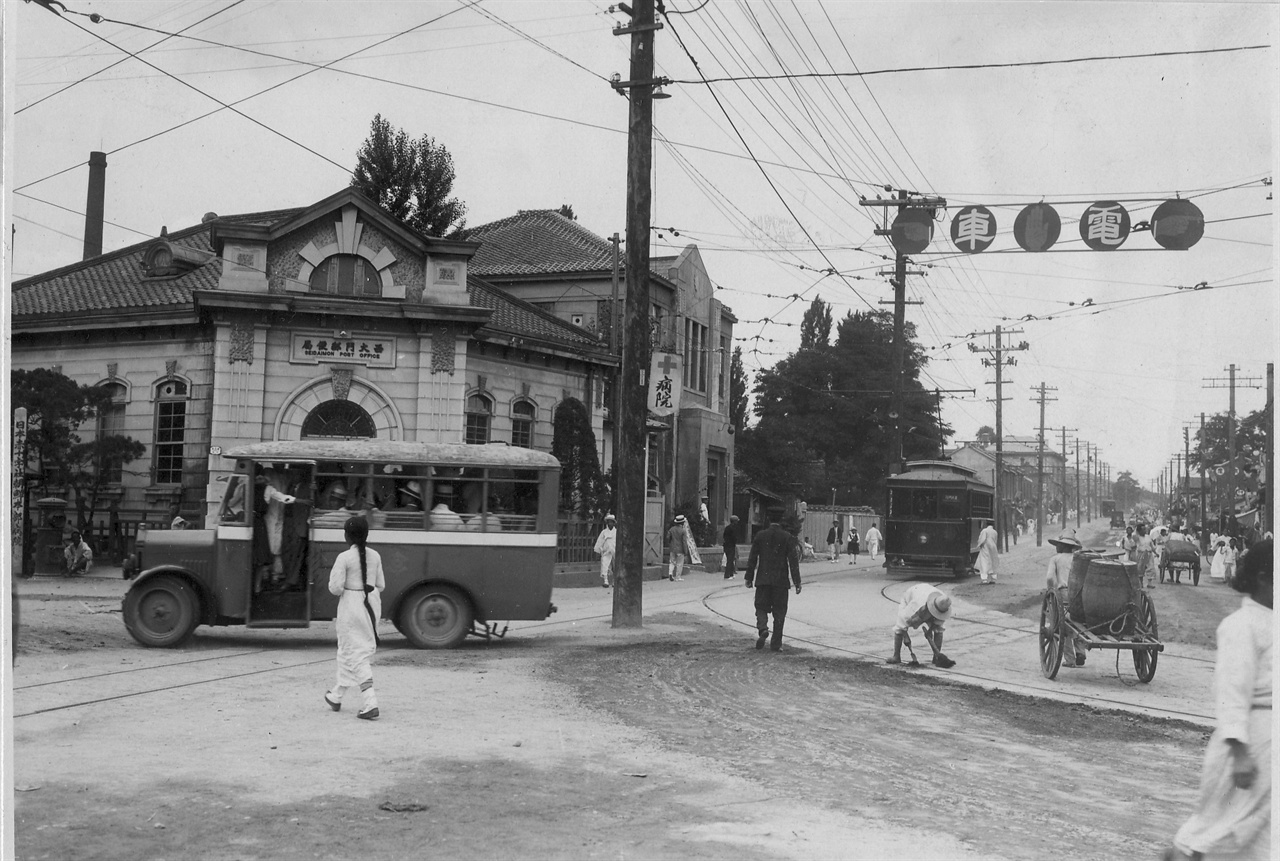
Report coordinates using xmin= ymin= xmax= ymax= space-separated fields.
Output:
xmin=11 ymin=188 xmax=614 ymax=535
xmin=465 ymin=210 xmax=736 ymax=547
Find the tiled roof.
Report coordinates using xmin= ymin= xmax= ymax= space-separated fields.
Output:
xmin=467 ymin=277 xmax=606 ymax=351
xmin=10 ymin=209 xmax=303 ymax=318
xmin=465 ymin=210 xmax=672 ymax=280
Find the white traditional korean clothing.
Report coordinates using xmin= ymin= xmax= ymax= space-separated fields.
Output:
xmin=327 ymin=545 xmax=385 ymax=711
xmin=976 ymin=524 xmax=999 ymax=583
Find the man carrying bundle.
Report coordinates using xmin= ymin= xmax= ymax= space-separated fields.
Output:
xmin=886 ymin=583 xmax=955 ymax=668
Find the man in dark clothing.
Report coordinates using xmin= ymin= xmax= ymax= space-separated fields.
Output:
xmin=745 ymin=510 xmax=802 ymax=651
xmin=722 ymin=516 xmax=740 ymax=580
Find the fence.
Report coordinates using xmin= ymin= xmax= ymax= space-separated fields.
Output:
xmin=556 ymin=518 xmax=600 ymax=567
xmin=800 ymin=506 xmax=882 ymax=551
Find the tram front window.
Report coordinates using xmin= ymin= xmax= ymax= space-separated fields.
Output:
xmin=911 ymin=490 xmax=937 ymax=520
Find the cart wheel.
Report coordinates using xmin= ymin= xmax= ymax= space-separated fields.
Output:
xmin=1133 ymin=591 xmax=1159 ymax=683
xmin=1039 ymin=590 xmax=1064 ymax=680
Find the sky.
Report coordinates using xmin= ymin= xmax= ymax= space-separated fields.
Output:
xmin=4 ymin=0 xmax=1277 ymax=489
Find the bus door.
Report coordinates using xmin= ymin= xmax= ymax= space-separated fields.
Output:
xmin=247 ymin=460 xmax=315 ymax=627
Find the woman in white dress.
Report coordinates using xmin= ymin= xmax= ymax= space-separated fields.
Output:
xmin=324 ymin=516 xmax=385 ymax=720
xmin=1166 ymin=538 xmax=1271 ymax=861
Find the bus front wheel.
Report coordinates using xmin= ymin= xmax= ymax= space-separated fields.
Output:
xmin=123 ymin=574 xmax=198 ymax=648
xmin=398 ymin=585 xmax=473 ymax=649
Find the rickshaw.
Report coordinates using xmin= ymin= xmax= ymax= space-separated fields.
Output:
xmin=1039 ymin=553 xmax=1163 ymax=682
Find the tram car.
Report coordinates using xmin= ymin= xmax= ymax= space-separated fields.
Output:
xmin=883 ymin=460 xmax=995 ymax=578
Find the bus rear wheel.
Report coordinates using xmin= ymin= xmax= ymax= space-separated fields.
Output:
xmin=398 ymin=585 xmax=473 ymax=649
xmin=123 ymin=574 xmax=198 ymax=647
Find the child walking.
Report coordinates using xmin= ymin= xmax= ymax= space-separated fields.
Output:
xmin=324 ymin=515 xmax=385 ymax=720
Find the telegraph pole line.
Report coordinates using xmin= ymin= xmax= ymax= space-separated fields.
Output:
xmin=970 ymin=326 xmax=1028 ymax=550
xmin=611 ymin=0 xmax=662 ymax=628
xmin=1075 ymin=440 xmax=1082 ymax=528
xmin=1204 ymin=364 xmax=1264 ymax=533
xmin=1030 ymin=383 xmax=1058 ymax=546
xmin=1200 ymin=413 xmax=1209 ymax=552
xmin=1050 ymin=426 xmax=1076 ymax=528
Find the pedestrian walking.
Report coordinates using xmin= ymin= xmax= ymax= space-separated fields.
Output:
xmin=593 ymin=514 xmax=617 ymax=588
xmin=827 ymin=519 xmax=843 ymax=562
xmin=722 ymin=515 xmax=740 ymax=580
xmin=886 ymin=582 xmax=955 ymax=668
xmin=1135 ymin=523 xmax=1159 ymax=589
xmin=666 ymin=515 xmax=690 ymax=581
xmin=847 ymin=528 xmax=860 ymax=562
xmin=1046 ymin=529 xmax=1086 ymax=668
xmin=1224 ymin=538 xmax=1240 ymax=583
xmin=744 ymin=508 xmax=801 ymax=651
xmin=1165 ymin=539 xmax=1271 ymax=861
xmin=864 ymin=523 xmax=882 ymax=559
xmin=976 ymin=519 xmax=999 ymax=584
xmin=324 ymin=515 xmax=385 ymax=721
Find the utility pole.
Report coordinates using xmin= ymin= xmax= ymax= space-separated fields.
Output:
xmin=1267 ymin=363 xmax=1275 ymax=536
xmin=861 ymin=190 xmax=945 ymax=475
xmin=1086 ymin=444 xmax=1095 ymax=522
xmin=1075 ymin=441 xmax=1082 ymax=528
xmin=1052 ymin=426 xmax=1076 ymax=528
xmin=1204 ymin=364 xmax=1264 ymax=534
xmin=610 ymin=233 xmax=622 ymax=479
xmin=1030 ymin=383 xmax=1057 ymax=546
xmin=1200 ymin=413 xmax=1209 ymax=552
xmin=969 ymin=326 xmax=1028 ymax=551
xmin=611 ymin=0 xmax=662 ymax=627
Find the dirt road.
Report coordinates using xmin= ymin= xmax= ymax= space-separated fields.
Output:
xmin=12 ymin=588 xmax=1208 ymax=861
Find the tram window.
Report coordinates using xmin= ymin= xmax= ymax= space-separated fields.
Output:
xmin=912 ymin=490 xmax=937 ymax=519
xmin=970 ymin=493 xmax=993 ymax=519
xmin=938 ymin=492 xmax=963 ymax=519
xmin=219 ymin=475 xmax=248 ymax=523
xmin=488 ymin=469 xmax=540 ymax=532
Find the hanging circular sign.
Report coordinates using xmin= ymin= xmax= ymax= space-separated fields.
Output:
xmin=1013 ymin=203 xmax=1061 ymax=252
xmin=1079 ymin=200 xmax=1131 ymax=250
xmin=1150 ymin=198 xmax=1205 ymax=250
xmin=890 ymin=208 xmax=934 ymax=254
xmin=950 ymin=205 xmax=997 ymax=253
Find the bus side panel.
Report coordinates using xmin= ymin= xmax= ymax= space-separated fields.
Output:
xmin=474 ymin=546 xmax=556 ymax=621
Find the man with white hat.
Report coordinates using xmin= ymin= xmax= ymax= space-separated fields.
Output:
xmin=593 ymin=514 xmax=617 ymax=588
xmin=1046 ymin=527 xmax=1086 ymax=667
xmin=886 ymin=582 xmax=955 ymax=668
xmin=666 ymin=515 xmax=690 ymax=581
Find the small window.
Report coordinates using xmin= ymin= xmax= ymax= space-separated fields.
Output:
xmin=153 ymin=379 xmax=187 ymax=485
xmin=302 ymin=400 xmax=376 ymax=439
xmin=465 ymin=394 xmax=492 ymax=445
xmin=309 ymin=254 xmax=381 ymax=297
xmin=511 ymin=400 xmax=535 ymax=448
xmin=571 ymin=313 xmax=584 ymax=327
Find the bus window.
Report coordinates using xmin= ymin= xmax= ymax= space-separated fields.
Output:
xmin=911 ymin=490 xmax=937 ymax=520
xmin=938 ymin=491 xmax=963 ymax=519
xmin=219 ymin=475 xmax=248 ymax=523
xmin=428 ymin=466 xmax=479 ymax=531
xmin=489 ymin=469 xmax=540 ymax=532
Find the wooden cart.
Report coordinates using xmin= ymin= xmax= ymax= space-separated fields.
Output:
xmin=1038 ymin=588 xmax=1163 ymax=682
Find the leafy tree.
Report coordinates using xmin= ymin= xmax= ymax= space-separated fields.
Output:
xmin=552 ymin=397 xmax=607 ymax=516
xmin=11 ymin=368 xmax=146 ymax=530
xmin=1114 ymin=470 xmax=1141 ymax=513
xmin=1188 ymin=409 xmax=1268 ymax=473
xmin=798 ymin=297 xmax=833 ymax=349
xmin=729 ymin=345 xmax=750 ymax=433
xmin=736 ymin=308 xmax=950 ymax=509
xmin=350 ymin=114 xmax=467 ymax=237
xmin=975 ymin=425 xmax=995 ymax=445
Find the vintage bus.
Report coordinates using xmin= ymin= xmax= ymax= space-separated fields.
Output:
xmin=883 ymin=460 xmax=994 ymax=578
xmin=122 ymin=440 xmax=559 ymax=649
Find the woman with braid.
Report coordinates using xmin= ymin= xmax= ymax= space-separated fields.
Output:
xmin=324 ymin=515 xmax=385 ymax=720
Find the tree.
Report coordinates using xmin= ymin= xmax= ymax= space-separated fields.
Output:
xmin=1114 ymin=470 xmax=1140 ymax=513
xmin=736 ymin=308 xmax=950 ymax=508
xmin=976 ymin=425 xmax=995 ymax=445
xmin=552 ymin=398 xmax=608 ymax=517
xmin=798 ymin=297 xmax=833 ymax=349
xmin=11 ymin=368 xmax=146 ymax=530
xmin=350 ymin=114 xmax=467 ymax=237
xmin=729 ymin=346 xmax=750 ymax=433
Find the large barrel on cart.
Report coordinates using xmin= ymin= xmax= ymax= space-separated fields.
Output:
xmin=1041 ymin=552 xmax=1162 ymax=682
xmin=1159 ymin=538 xmax=1202 ymax=585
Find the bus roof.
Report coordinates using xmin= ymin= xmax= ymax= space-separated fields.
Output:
xmin=225 ymin=440 xmax=559 ymax=469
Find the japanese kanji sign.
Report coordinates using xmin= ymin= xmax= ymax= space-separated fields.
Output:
xmin=291 ymin=333 xmax=396 ymax=368
xmin=12 ymin=407 xmax=27 ymax=573
xmin=1150 ymin=198 xmax=1205 ymax=250
xmin=1079 ymin=200 xmax=1131 ymax=250
xmin=1013 ymin=203 xmax=1062 ymax=252
xmin=950 ymin=205 xmax=997 ymax=253
xmin=648 ymin=352 xmax=682 ymax=417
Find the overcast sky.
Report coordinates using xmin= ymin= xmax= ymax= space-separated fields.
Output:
xmin=5 ymin=0 xmax=1276 ymax=487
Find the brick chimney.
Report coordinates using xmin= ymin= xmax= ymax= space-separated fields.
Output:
xmin=82 ymin=151 xmax=107 ymax=260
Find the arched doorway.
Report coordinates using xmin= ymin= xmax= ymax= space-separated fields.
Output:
xmin=301 ymin=399 xmax=376 ymax=439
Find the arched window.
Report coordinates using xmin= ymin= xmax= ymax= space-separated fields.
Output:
xmin=511 ymin=400 xmax=535 ymax=448
xmin=153 ymin=379 xmax=188 ymax=485
xmin=301 ymin=400 xmax=376 ymax=439
xmin=97 ymin=382 xmax=128 ymax=484
xmin=464 ymin=394 xmax=492 ymax=445
xmin=309 ymin=254 xmax=382 ymax=297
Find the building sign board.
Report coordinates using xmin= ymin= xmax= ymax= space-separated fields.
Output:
xmin=290 ymin=333 xmax=396 ymax=368
xmin=648 ymin=352 xmax=682 ymax=417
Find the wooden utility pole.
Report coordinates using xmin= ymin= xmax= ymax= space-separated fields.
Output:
xmin=1051 ymin=426 xmax=1076 ymax=528
xmin=970 ymin=327 xmax=1027 ymax=550
xmin=611 ymin=0 xmax=662 ymax=627
xmin=1267 ymin=363 xmax=1274 ymax=536
xmin=1200 ymin=413 xmax=1209 ymax=552
xmin=1074 ymin=441 xmax=1082 ymax=528
xmin=1030 ymin=383 xmax=1057 ymax=546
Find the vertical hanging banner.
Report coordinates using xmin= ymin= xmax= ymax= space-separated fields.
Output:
xmin=950 ymin=205 xmax=998 ymax=253
xmin=1014 ymin=203 xmax=1061 ymax=252
xmin=1079 ymin=201 xmax=1131 ymax=250
xmin=648 ymin=352 xmax=683 ymax=417
xmin=12 ymin=407 xmax=28 ymax=574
